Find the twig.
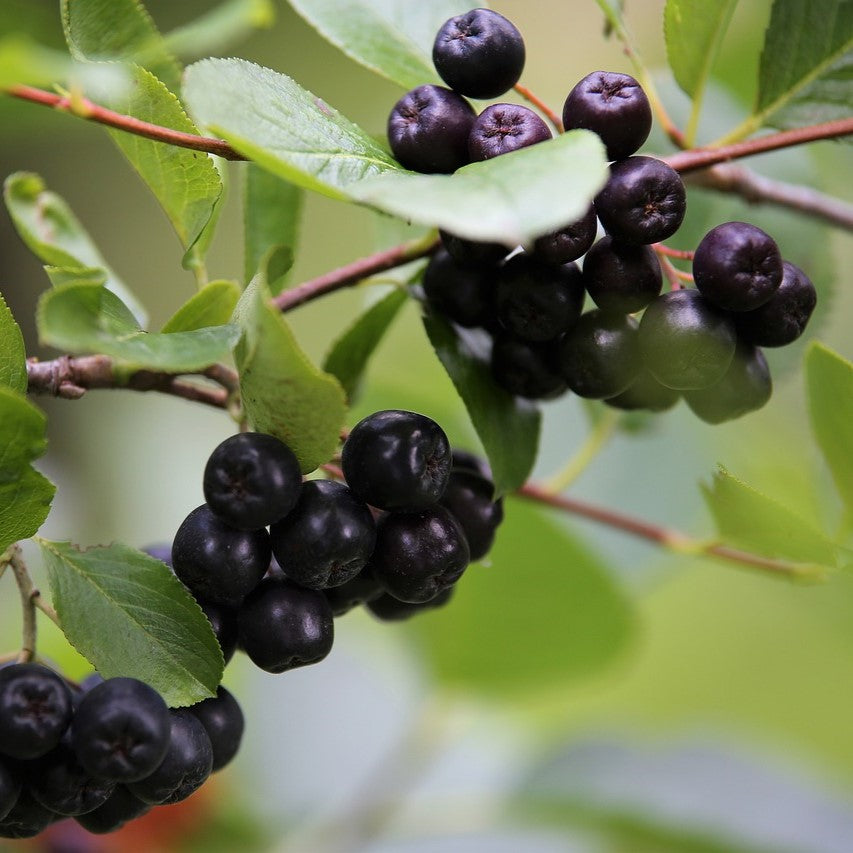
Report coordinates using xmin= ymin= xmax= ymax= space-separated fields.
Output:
xmin=6 ymin=547 xmax=41 ymax=662
xmin=513 ymin=83 xmax=563 ymax=132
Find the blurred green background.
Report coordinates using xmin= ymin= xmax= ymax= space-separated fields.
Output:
xmin=1 ymin=1 xmax=853 ymax=850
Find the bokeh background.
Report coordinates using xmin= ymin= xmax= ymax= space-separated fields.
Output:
xmin=2 ymin=1 xmax=853 ymax=850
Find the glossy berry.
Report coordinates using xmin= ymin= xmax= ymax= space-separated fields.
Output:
xmin=370 ymin=506 xmax=470 ymax=603
xmin=28 ymin=740 xmax=115 ymax=816
xmin=171 ymin=504 xmax=271 ymax=607
xmin=451 ymin=449 xmax=493 ymax=480
xmin=734 ymin=260 xmax=817 ymax=347
xmin=323 ymin=566 xmax=383 ymax=617
xmin=639 ymin=289 xmax=737 ymax=390
xmin=439 ymin=469 xmax=503 ymax=561
xmin=685 ymin=343 xmax=772 ymax=423
xmin=387 ymin=84 xmax=476 ymax=173
xmin=604 ymin=369 xmax=680 ymax=412
xmin=203 ymin=432 xmax=302 ymax=530
xmin=582 ymin=235 xmax=662 ymax=314
xmin=495 ymin=254 xmax=585 ymax=342
xmin=0 ymin=758 xmax=21 ymax=822
xmin=0 ymin=790 xmax=57 ymax=839
xmin=533 ymin=205 xmax=598 ymax=264
xmin=0 ymin=663 xmax=73 ymax=760
xmin=342 ymin=410 xmax=452 ymax=512
xmin=128 ymin=710 xmax=213 ymax=805
xmin=198 ymin=599 xmax=239 ymax=666
xmin=71 ymin=678 xmax=170 ymax=783
xmin=562 ymin=71 xmax=652 ymax=161
xmin=555 ymin=310 xmax=641 ymax=399
xmin=74 ymin=786 xmax=150 ymax=835
xmin=468 ymin=103 xmax=551 ymax=161
xmin=595 ymin=156 xmax=686 ymax=245
xmin=238 ymin=577 xmax=334 ymax=673
xmin=439 ymin=230 xmax=508 ymax=268
xmin=270 ymin=480 xmax=377 ymax=589
xmin=423 ymin=246 xmax=498 ymax=328
xmin=189 ymin=686 xmax=244 ymax=772
xmin=490 ymin=331 xmax=567 ymax=400
xmin=432 ymin=8 xmax=525 ymax=99
xmin=693 ymin=221 xmax=783 ymax=311
xmin=367 ymin=587 xmax=454 ymax=621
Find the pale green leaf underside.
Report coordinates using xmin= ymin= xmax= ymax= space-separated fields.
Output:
xmin=161 ymin=280 xmax=241 ymax=333
xmin=702 ymin=466 xmax=837 ymax=566
xmin=806 ymin=342 xmax=853 ymax=517
xmin=38 ymin=282 xmax=240 ymax=372
xmin=423 ymin=315 xmax=539 ymax=497
xmin=0 ymin=293 xmax=27 ymax=394
xmin=233 ymin=275 xmax=346 ymax=473
xmin=40 ymin=540 xmax=223 ymax=707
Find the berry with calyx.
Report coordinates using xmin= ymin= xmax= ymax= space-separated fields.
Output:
xmin=423 ymin=246 xmax=498 ymax=328
xmin=171 ymin=504 xmax=271 ymax=607
xmin=189 ymin=686 xmax=244 ymax=772
xmin=387 ymin=84 xmax=476 ymax=174
xmin=685 ymin=343 xmax=772 ymax=423
xmin=638 ymin=289 xmax=737 ymax=390
xmin=74 ymin=786 xmax=150 ymax=835
xmin=0 ymin=663 xmax=73 ymax=760
xmin=693 ymin=221 xmax=783 ymax=311
xmin=595 ymin=156 xmax=686 ymax=245
xmin=439 ymin=230 xmax=509 ymax=268
xmin=71 ymin=678 xmax=171 ymax=783
xmin=582 ymin=235 xmax=662 ymax=314
xmin=533 ymin=205 xmax=598 ymax=264
xmin=490 ymin=330 xmax=567 ymax=400
xmin=439 ymin=469 xmax=504 ymax=561
xmin=370 ymin=506 xmax=470 ymax=603
xmin=237 ymin=577 xmax=334 ymax=673
xmin=0 ymin=758 xmax=21 ymax=822
xmin=270 ymin=479 xmax=376 ymax=589
xmin=555 ymin=310 xmax=641 ymax=399
xmin=203 ymin=432 xmax=302 ymax=531
xmin=495 ymin=253 xmax=585 ymax=342
xmin=432 ymin=8 xmax=525 ymax=99
xmin=604 ymin=369 xmax=680 ymax=412
xmin=562 ymin=71 xmax=652 ymax=161
xmin=342 ymin=410 xmax=452 ymax=512
xmin=468 ymin=103 xmax=551 ymax=161
xmin=366 ymin=587 xmax=454 ymax=621
xmin=733 ymin=260 xmax=817 ymax=347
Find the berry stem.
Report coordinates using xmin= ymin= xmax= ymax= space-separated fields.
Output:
xmin=657 ymin=253 xmax=686 ymax=290
xmin=4 ymin=546 xmax=39 ymax=662
xmin=653 ymin=244 xmax=695 ymax=260
xmin=512 ymin=83 xmax=564 ymax=132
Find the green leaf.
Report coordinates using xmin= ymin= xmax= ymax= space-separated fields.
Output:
xmin=0 ymin=388 xmax=55 ymax=554
xmin=350 ymin=131 xmax=609 ymax=246
xmin=232 ymin=274 xmax=346 ymax=473
xmin=3 ymin=172 xmax=147 ymax=326
xmin=39 ymin=539 xmax=223 ymax=707
xmin=755 ymin=0 xmax=853 ymax=133
xmin=38 ymin=282 xmax=240 ymax=372
xmin=244 ymin=164 xmax=303 ymax=294
xmin=0 ymin=294 xmax=26 ymax=394
xmin=806 ymin=342 xmax=853 ymax=517
xmin=323 ymin=287 xmax=408 ymax=402
xmin=183 ymin=58 xmax=400 ymax=200
xmin=423 ymin=315 xmax=539 ymax=497
xmin=412 ymin=498 xmax=634 ymax=695
xmin=285 ymin=0 xmax=475 ymax=89
xmin=161 ymin=280 xmax=241 ymax=333
xmin=62 ymin=0 xmax=182 ymax=94
xmin=164 ymin=0 xmax=275 ymax=60
xmin=701 ymin=466 xmax=837 ymax=566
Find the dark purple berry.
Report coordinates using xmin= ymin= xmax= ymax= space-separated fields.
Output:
xmin=387 ymin=84 xmax=476 ymax=173
xmin=203 ymin=432 xmax=303 ymax=530
xmin=604 ymin=369 xmax=680 ymax=412
xmin=582 ymin=235 xmax=662 ymax=314
xmin=423 ymin=246 xmax=498 ymax=328
xmin=595 ymin=156 xmax=686 ymax=245
xmin=189 ymin=686 xmax=244 ymax=772
xmin=562 ymin=71 xmax=652 ymax=160
xmin=366 ymin=587 xmax=454 ymax=621
xmin=0 ymin=758 xmax=21 ymax=822
xmin=0 ymin=789 xmax=57 ymax=839
xmin=432 ymin=8 xmax=525 ymax=99
xmin=468 ymin=103 xmax=551 ymax=161
xmin=323 ymin=566 xmax=383 ymax=617
xmin=73 ymin=786 xmax=150 ymax=835
xmin=439 ymin=470 xmax=503 ymax=561
xmin=439 ymin=230 xmax=509 ymax=268
xmin=198 ymin=599 xmax=239 ymax=666
xmin=451 ymin=449 xmax=493 ymax=480
xmin=490 ymin=331 xmax=567 ymax=400
xmin=27 ymin=740 xmax=115 ymax=816
xmin=533 ymin=205 xmax=598 ymax=264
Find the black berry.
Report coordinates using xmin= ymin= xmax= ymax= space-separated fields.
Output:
xmin=582 ymin=235 xmax=662 ymax=314
xmin=0 ymin=789 xmax=57 ymax=839
xmin=0 ymin=758 xmax=21 ymax=822
xmin=423 ymin=246 xmax=498 ymax=328
xmin=74 ymin=785 xmax=150 ymax=835
xmin=468 ymin=103 xmax=551 ymax=161
xmin=604 ymin=369 xmax=680 ymax=412
xmin=323 ymin=566 xmax=383 ymax=617
xmin=533 ymin=205 xmax=598 ymax=265
xmin=189 ymin=686 xmax=244 ymax=772
xmin=439 ymin=469 xmax=503 ymax=561
xmin=439 ymin=230 xmax=509 ymax=268
xmin=198 ymin=599 xmax=239 ymax=666
xmin=490 ymin=331 xmax=567 ymax=400
xmin=366 ymin=588 xmax=454 ymax=621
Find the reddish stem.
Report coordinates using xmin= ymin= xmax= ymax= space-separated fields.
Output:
xmin=513 ymin=83 xmax=564 ymax=132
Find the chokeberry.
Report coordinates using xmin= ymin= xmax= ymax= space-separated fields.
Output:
xmin=0 ymin=790 xmax=57 ymax=839
xmin=439 ymin=230 xmax=509 ymax=268
xmin=432 ymin=8 xmax=525 ymax=99
xmin=171 ymin=504 xmax=271 ymax=607
xmin=270 ymin=479 xmax=377 ymax=589
xmin=533 ymin=205 xmax=598 ymax=264
xmin=203 ymin=432 xmax=303 ymax=530
xmin=71 ymin=678 xmax=171 ymax=783
xmin=189 ymin=686 xmax=244 ymax=772
xmin=423 ymin=246 xmax=498 ymax=328
xmin=341 ymin=410 xmax=452 ymax=512
xmin=468 ymin=103 xmax=551 ymax=161
xmin=366 ymin=587 xmax=454 ymax=621
xmin=439 ymin=469 xmax=503 ymax=561
xmin=198 ymin=599 xmax=239 ymax=666
xmin=638 ymin=289 xmax=737 ymax=390
xmin=74 ymin=785 xmax=150 ymax=835
xmin=387 ymin=84 xmax=476 ymax=173
xmin=604 ymin=369 xmax=680 ymax=412
xmin=595 ymin=156 xmax=686 ymax=245
xmin=0 ymin=758 xmax=21 ymax=822
xmin=370 ymin=506 xmax=470 ymax=603
xmin=0 ymin=663 xmax=73 ymax=760
xmin=733 ymin=260 xmax=817 ymax=347
xmin=490 ymin=331 xmax=567 ymax=400
xmin=238 ymin=577 xmax=334 ymax=673
xmin=562 ymin=71 xmax=652 ymax=161
xmin=582 ymin=235 xmax=663 ymax=314
xmin=323 ymin=566 xmax=383 ymax=617
xmin=451 ymin=449 xmax=493 ymax=480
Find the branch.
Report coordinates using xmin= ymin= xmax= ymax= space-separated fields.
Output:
xmin=26 ymin=355 xmax=231 ymax=409
xmin=513 ymin=83 xmax=563 ymax=132
xmin=5 ymin=546 xmax=39 ymax=662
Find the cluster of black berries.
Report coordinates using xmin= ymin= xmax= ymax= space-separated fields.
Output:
xmin=388 ymin=8 xmax=817 ymax=424
xmin=169 ymin=411 xmax=503 ymax=675
xmin=0 ymin=663 xmax=242 ymax=838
